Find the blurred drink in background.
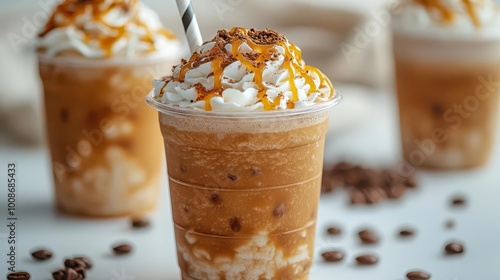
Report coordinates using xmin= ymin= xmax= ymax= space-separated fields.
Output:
xmin=392 ymin=0 xmax=500 ymax=169
xmin=37 ymin=0 xmax=180 ymax=216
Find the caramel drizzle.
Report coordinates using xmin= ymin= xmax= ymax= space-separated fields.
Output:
xmin=176 ymin=27 xmax=334 ymax=111
xmin=39 ymin=0 xmax=176 ymax=57
xmin=414 ymin=0 xmax=482 ymax=27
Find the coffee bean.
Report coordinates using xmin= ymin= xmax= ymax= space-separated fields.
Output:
xmin=445 ymin=242 xmax=464 ymax=255
xmin=399 ymin=228 xmax=415 ymax=237
xmin=31 ymin=249 xmax=53 ymax=260
xmin=321 ymin=174 xmax=339 ymax=193
xmin=73 ymin=267 xmax=86 ymax=278
xmin=112 ymin=244 xmax=133 ymax=255
xmin=406 ymin=271 xmax=431 ymax=280
xmin=64 ymin=258 xmax=87 ymax=270
xmin=451 ymin=197 xmax=466 ymax=206
xmin=333 ymin=161 xmax=354 ymax=172
xmin=64 ymin=268 xmax=81 ymax=280
xmin=52 ymin=268 xmax=82 ymax=280
xmin=387 ymin=183 xmax=406 ymax=199
xmin=321 ymin=250 xmax=344 ymax=262
xmin=230 ymin=217 xmax=241 ymax=232
xmin=358 ymin=229 xmax=379 ymax=244
xmin=355 ymin=254 xmax=378 ymax=265
xmin=326 ymin=227 xmax=341 ymax=235
xmin=250 ymin=167 xmax=261 ymax=176
xmin=273 ymin=203 xmax=285 ymax=218
xmin=131 ymin=217 xmax=150 ymax=228
xmin=404 ymin=176 xmax=418 ymax=188
xmin=73 ymin=257 xmax=92 ymax=269
xmin=350 ymin=189 xmax=366 ymax=204
xmin=210 ymin=193 xmax=221 ymax=204
xmin=7 ymin=272 xmax=30 ymax=280
xmin=227 ymin=174 xmax=238 ymax=181
xmin=52 ymin=269 xmax=64 ymax=280
xmin=64 ymin=259 xmax=79 ymax=268
xmin=324 ymin=162 xmax=417 ymax=205
xmin=445 ymin=219 xmax=455 ymax=229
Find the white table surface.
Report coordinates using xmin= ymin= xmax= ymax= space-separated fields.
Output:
xmin=1 ymin=93 xmax=500 ymax=280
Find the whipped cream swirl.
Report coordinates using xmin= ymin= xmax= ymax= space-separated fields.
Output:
xmin=153 ymin=28 xmax=335 ymax=112
xmin=38 ymin=0 xmax=178 ymax=58
xmin=393 ymin=0 xmax=500 ymax=39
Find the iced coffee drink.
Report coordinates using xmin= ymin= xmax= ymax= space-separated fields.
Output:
xmin=393 ymin=0 xmax=500 ymax=169
xmin=37 ymin=0 xmax=180 ymax=216
xmin=147 ymin=28 xmax=340 ymax=279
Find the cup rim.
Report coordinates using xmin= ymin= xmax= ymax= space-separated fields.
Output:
xmin=145 ymin=90 xmax=342 ymax=119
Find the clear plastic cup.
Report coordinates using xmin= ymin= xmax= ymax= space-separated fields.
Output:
xmin=146 ymin=94 xmax=341 ymax=279
xmin=39 ymin=53 xmax=179 ymax=217
xmin=393 ymin=31 xmax=500 ymax=169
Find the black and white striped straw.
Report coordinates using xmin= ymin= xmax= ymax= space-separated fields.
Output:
xmin=175 ymin=0 xmax=203 ymax=53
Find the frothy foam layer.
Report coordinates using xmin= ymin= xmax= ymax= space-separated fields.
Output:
xmin=393 ymin=0 xmax=500 ymax=39
xmin=158 ymin=109 xmax=330 ymax=133
xmin=152 ymin=28 xmax=335 ymax=112
xmin=38 ymin=0 xmax=178 ymax=58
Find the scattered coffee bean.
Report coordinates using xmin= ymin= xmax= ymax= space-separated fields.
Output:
xmin=445 ymin=242 xmax=464 ymax=255
xmin=73 ymin=257 xmax=92 ymax=269
xmin=250 ymin=167 xmax=261 ymax=176
xmin=350 ymin=189 xmax=366 ymax=204
xmin=64 ymin=258 xmax=88 ymax=270
xmin=355 ymin=254 xmax=378 ymax=265
xmin=399 ymin=228 xmax=415 ymax=237
xmin=52 ymin=268 xmax=82 ymax=280
xmin=321 ymin=250 xmax=344 ymax=262
xmin=73 ymin=267 xmax=86 ymax=279
xmin=404 ymin=176 xmax=418 ymax=188
xmin=326 ymin=226 xmax=342 ymax=235
xmin=273 ymin=203 xmax=285 ymax=218
xmin=7 ymin=272 xmax=30 ymax=280
xmin=323 ymin=162 xmax=419 ymax=204
xmin=64 ymin=258 xmax=79 ymax=268
xmin=386 ymin=183 xmax=406 ymax=199
xmin=210 ymin=193 xmax=221 ymax=204
xmin=52 ymin=269 xmax=64 ymax=280
xmin=227 ymin=174 xmax=238 ymax=181
xmin=31 ymin=249 xmax=53 ymax=260
xmin=451 ymin=197 xmax=466 ymax=207
xmin=230 ymin=217 xmax=241 ymax=232
xmin=112 ymin=244 xmax=133 ymax=255
xmin=358 ymin=229 xmax=379 ymax=244
xmin=406 ymin=271 xmax=431 ymax=280
xmin=131 ymin=217 xmax=150 ymax=228
xmin=445 ymin=219 xmax=455 ymax=229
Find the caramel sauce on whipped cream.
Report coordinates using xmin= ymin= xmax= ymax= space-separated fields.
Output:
xmin=155 ymin=28 xmax=335 ymax=112
xmin=414 ymin=0 xmax=484 ymax=27
xmin=39 ymin=0 xmax=176 ymax=57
